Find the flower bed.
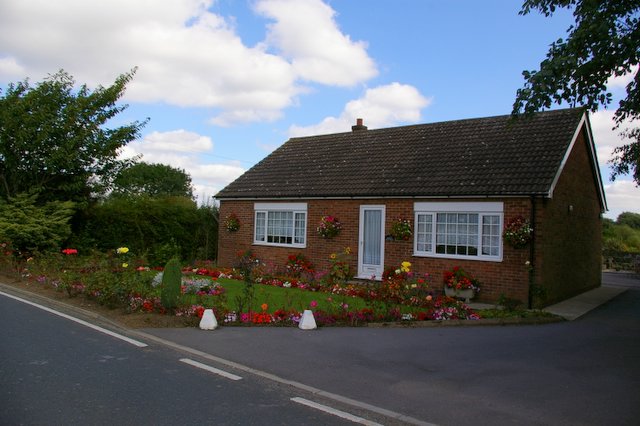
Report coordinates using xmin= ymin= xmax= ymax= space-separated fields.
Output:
xmin=4 ymin=245 xmax=483 ymax=327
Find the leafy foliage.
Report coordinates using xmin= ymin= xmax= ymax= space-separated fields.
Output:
xmin=603 ymin=214 xmax=640 ymax=252
xmin=111 ymin=162 xmax=194 ymax=199
xmin=513 ymin=0 xmax=640 ymax=183
xmin=0 ymin=192 xmax=75 ymax=253
xmin=0 ymin=69 xmax=147 ymax=203
xmin=616 ymin=211 xmax=640 ymax=230
xmin=72 ymin=196 xmax=218 ymax=265
xmin=603 ymin=212 xmax=640 ymax=271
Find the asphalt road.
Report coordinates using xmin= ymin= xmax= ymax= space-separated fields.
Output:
xmin=602 ymin=270 xmax=640 ymax=288
xmin=2 ymin=273 xmax=639 ymax=425
xmin=0 ymin=293 xmax=383 ymax=426
xmin=142 ymin=274 xmax=640 ymax=426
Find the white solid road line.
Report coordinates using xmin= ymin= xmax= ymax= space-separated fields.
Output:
xmin=179 ymin=358 xmax=243 ymax=381
xmin=291 ymin=397 xmax=384 ymax=426
xmin=0 ymin=290 xmax=148 ymax=348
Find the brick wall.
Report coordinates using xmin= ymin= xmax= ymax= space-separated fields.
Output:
xmin=535 ymin=129 xmax=603 ymax=305
xmin=218 ymin=198 xmax=533 ymax=304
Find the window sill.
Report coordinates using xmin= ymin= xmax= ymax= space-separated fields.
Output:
xmin=253 ymin=241 xmax=307 ymax=249
xmin=412 ymin=252 xmax=502 ymax=263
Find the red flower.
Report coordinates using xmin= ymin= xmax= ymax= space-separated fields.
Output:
xmin=62 ymin=248 xmax=78 ymax=255
xmin=142 ymin=300 xmax=154 ymax=312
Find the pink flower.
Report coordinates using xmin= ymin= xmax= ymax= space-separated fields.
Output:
xmin=310 ymin=300 xmax=318 ymax=308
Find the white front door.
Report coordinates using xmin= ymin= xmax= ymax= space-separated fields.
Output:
xmin=358 ymin=205 xmax=385 ymax=280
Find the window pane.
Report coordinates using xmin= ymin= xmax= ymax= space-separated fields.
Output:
xmin=363 ymin=210 xmax=382 ymax=265
xmin=481 ymin=214 xmax=500 ymax=257
xmin=261 ymin=210 xmax=305 ymax=246
xmin=255 ymin=212 xmax=266 ymax=242
xmin=417 ymin=208 xmax=499 ymax=259
xmin=433 ymin=212 xmax=480 ymax=257
xmin=416 ymin=213 xmax=433 ymax=252
xmin=294 ymin=212 xmax=306 ymax=244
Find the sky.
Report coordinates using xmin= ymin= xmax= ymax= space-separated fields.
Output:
xmin=1 ymin=0 xmax=638 ymax=219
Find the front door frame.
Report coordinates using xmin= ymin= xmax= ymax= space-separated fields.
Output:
xmin=357 ymin=205 xmax=385 ymax=280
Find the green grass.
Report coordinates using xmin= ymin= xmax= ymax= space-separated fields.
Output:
xmin=179 ymin=276 xmax=432 ymax=317
xmin=218 ymin=278 xmax=370 ymax=313
xmin=477 ymin=308 xmax=558 ymax=319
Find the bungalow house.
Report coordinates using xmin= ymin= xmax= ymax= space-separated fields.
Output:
xmin=215 ymin=108 xmax=607 ymax=307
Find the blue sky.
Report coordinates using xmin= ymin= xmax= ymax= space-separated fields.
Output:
xmin=1 ymin=0 xmax=638 ymax=219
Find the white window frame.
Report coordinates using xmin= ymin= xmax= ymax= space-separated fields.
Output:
xmin=253 ymin=203 xmax=307 ymax=248
xmin=413 ymin=202 xmax=503 ymax=262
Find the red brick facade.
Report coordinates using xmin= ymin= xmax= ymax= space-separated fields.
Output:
xmin=218 ymin=131 xmax=603 ymax=307
xmin=532 ymin=128 xmax=603 ymax=305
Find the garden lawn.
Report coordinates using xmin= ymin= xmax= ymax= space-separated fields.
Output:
xmin=190 ymin=277 xmax=371 ymax=314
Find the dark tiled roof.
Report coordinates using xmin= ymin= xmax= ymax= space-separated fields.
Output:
xmin=216 ymin=108 xmax=587 ymax=199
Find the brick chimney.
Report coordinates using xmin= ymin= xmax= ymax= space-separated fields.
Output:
xmin=351 ymin=118 xmax=368 ymax=132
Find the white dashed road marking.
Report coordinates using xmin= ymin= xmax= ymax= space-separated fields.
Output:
xmin=291 ymin=397 xmax=384 ymax=426
xmin=179 ymin=358 xmax=243 ymax=381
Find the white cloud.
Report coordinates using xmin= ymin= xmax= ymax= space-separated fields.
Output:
xmin=138 ymin=130 xmax=213 ymax=153
xmin=289 ymin=82 xmax=431 ymax=136
xmin=606 ymin=65 xmax=638 ymax=90
xmin=590 ymin=110 xmax=627 ymax=164
xmin=0 ymin=56 xmax=25 ymax=80
xmin=590 ymin=109 xmax=638 ymax=168
xmin=254 ymin=0 xmax=377 ymax=86
xmin=603 ymin=179 xmax=640 ymax=219
xmin=0 ymin=0 xmax=377 ymax=126
xmin=592 ymin=65 xmax=640 ymax=164
xmin=121 ymin=129 xmax=245 ymax=200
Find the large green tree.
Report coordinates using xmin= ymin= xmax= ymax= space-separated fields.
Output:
xmin=0 ymin=69 xmax=148 ymax=203
xmin=111 ymin=162 xmax=194 ymax=199
xmin=616 ymin=211 xmax=640 ymax=229
xmin=513 ymin=0 xmax=640 ymax=184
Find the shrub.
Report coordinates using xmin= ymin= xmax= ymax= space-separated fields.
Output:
xmin=161 ymin=258 xmax=182 ymax=309
xmin=0 ymin=192 xmax=75 ymax=254
xmin=71 ymin=196 xmax=218 ymax=266
xmin=327 ymin=247 xmax=353 ymax=284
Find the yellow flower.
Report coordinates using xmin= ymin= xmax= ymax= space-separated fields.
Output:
xmin=330 ymin=253 xmax=337 ymax=259
xmin=344 ymin=247 xmax=351 ymax=254
xmin=400 ymin=261 xmax=411 ymax=272
xmin=122 ymin=263 xmax=128 ymax=268
xmin=117 ymin=247 xmax=129 ymax=254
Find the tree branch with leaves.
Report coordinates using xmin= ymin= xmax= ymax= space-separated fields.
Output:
xmin=513 ymin=0 xmax=640 ymax=184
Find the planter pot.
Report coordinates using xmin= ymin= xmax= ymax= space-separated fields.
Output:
xmin=444 ymin=286 xmax=475 ymax=303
